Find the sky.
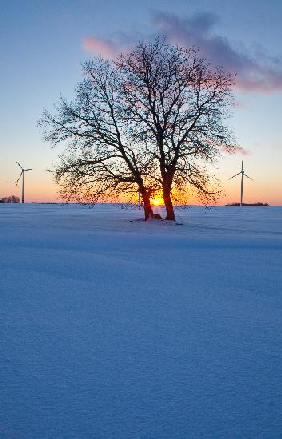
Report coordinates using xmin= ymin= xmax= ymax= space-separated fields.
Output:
xmin=0 ymin=0 xmax=282 ymax=204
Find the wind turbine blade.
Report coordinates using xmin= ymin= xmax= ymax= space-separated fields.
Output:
xmin=229 ymin=172 xmax=241 ymax=180
xmin=244 ymin=174 xmax=253 ymax=180
xmin=16 ymin=161 xmax=23 ymax=170
xmin=25 ymin=169 xmax=32 ymax=171
xmin=15 ymin=171 xmax=23 ymax=185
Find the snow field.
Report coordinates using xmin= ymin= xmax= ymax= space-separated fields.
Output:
xmin=1 ymin=204 xmax=282 ymax=438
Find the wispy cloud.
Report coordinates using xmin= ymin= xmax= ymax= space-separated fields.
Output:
xmin=82 ymin=31 xmax=141 ymax=59
xmin=152 ymin=11 xmax=282 ymax=93
xmin=82 ymin=36 xmax=119 ymax=59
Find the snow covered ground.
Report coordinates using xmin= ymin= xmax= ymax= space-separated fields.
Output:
xmin=1 ymin=204 xmax=282 ymax=438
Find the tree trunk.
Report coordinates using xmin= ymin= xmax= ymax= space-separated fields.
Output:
xmin=163 ymin=185 xmax=175 ymax=221
xmin=141 ymin=190 xmax=154 ymax=221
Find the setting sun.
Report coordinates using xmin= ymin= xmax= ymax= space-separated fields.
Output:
xmin=151 ymin=196 xmax=164 ymax=207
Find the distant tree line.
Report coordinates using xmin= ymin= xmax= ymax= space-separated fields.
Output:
xmin=0 ymin=195 xmax=20 ymax=203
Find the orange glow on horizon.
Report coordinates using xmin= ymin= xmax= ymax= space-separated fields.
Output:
xmin=2 ymin=176 xmax=282 ymax=205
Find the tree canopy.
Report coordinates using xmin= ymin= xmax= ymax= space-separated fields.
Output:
xmin=39 ymin=37 xmax=236 ymax=220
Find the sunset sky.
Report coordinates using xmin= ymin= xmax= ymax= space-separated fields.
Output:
xmin=1 ymin=0 xmax=282 ymax=204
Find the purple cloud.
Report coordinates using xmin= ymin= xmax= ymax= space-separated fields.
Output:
xmin=152 ymin=11 xmax=282 ymax=92
xmin=82 ymin=12 xmax=282 ymax=93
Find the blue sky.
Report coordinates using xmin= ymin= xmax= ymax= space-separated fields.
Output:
xmin=1 ymin=0 xmax=281 ymax=203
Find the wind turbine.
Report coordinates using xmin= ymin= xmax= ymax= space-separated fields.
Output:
xmin=229 ymin=161 xmax=253 ymax=206
xmin=16 ymin=162 xmax=32 ymax=203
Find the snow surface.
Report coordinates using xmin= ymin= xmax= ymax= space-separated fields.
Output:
xmin=1 ymin=204 xmax=282 ymax=438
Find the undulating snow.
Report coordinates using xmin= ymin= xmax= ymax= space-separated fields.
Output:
xmin=1 ymin=204 xmax=282 ymax=438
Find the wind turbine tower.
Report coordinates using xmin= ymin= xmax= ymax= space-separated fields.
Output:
xmin=229 ymin=161 xmax=253 ymax=206
xmin=16 ymin=162 xmax=32 ymax=203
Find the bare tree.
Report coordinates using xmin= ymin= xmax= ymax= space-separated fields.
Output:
xmin=39 ymin=37 xmax=236 ymax=221
xmin=117 ymin=37 xmax=236 ymax=219
xmin=39 ymin=60 xmax=158 ymax=220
